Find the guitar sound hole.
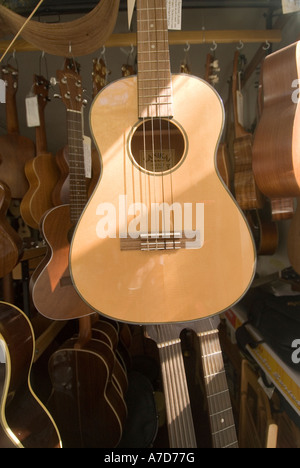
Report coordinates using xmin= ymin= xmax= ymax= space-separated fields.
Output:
xmin=130 ymin=118 xmax=186 ymax=174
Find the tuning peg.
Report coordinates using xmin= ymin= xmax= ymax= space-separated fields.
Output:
xmin=50 ymin=77 xmax=58 ymax=87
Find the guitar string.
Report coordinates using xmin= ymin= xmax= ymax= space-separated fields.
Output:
xmin=160 ymin=326 xmax=196 ymax=448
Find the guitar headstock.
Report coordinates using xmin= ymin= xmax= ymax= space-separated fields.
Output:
xmin=33 ymin=74 xmax=50 ymax=112
xmin=1 ymin=64 xmax=18 ymax=98
xmin=57 ymin=65 xmax=84 ymax=113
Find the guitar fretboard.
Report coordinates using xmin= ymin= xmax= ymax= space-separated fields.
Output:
xmin=197 ymin=328 xmax=239 ymax=448
xmin=66 ymin=110 xmax=87 ymax=224
xmin=137 ymin=0 xmax=173 ymax=118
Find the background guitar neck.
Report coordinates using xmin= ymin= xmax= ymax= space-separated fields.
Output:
xmin=196 ymin=323 xmax=239 ymax=448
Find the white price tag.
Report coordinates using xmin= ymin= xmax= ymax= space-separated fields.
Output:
xmin=25 ymin=95 xmax=40 ymax=127
xmin=167 ymin=0 xmax=182 ymax=30
xmin=282 ymin=0 xmax=300 ymax=13
xmin=0 ymin=79 xmax=5 ymax=103
xmin=83 ymin=135 xmax=92 ymax=178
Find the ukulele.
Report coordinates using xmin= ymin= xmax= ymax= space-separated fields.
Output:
xmin=48 ymin=315 xmax=127 ymax=448
xmin=252 ymin=41 xmax=300 ymax=198
xmin=146 ymin=324 xmax=197 ymax=448
xmin=70 ymin=0 xmax=256 ymax=324
xmin=31 ymin=64 xmax=94 ymax=320
xmin=20 ymin=74 xmax=59 ymax=230
xmin=232 ymin=51 xmax=264 ymax=211
xmin=0 ymin=181 xmax=23 ymax=278
xmin=0 ymin=64 xmax=36 ymax=199
xmin=0 ymin=301 xmax=61 ymax=448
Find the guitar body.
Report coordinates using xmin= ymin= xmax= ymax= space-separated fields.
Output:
xmin=21 ymin=153 xmax=59 ymax=229
xmin=52 ymin=146 xmax=70 ymax=206
xmin=0 ymin=181 xmax=23 ymax=278
xmin=0 ymin=301 xmax=61 ymax=448
xmin=252 ymin=41 xmax=300 ymax=197
xmin=31 ymin=204 xmax=94 ymax=320
xmin=70 ymin=74 xmax=256 ymax=324
xmin=0 ymin=133 xmax=35 ymax=199
xmin=48 ymin=337 xmax=127 ymax=448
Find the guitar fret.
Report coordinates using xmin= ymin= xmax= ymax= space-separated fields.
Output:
xmin=211 ymin=424 xmax=236 ymax=436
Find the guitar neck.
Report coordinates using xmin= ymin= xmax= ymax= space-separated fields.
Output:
xmin=136 ymin=0 xmax=173 ymax=118
xmin=152 ymin=325 xmax=197 ymax=448
xmin=197 ymin=327 xmax=238 ymax=448
xmin=66 ymin=109 xmax=87 ymax=223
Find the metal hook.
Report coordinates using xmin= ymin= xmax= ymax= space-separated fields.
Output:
xmin=263 ymin=40 xmax=270 ymax=51
xmin=184 ymin=42 xmax=190 ymax=53
xmin=210 ymin=41 xmax=217 ymax=52
xmin=237 ymin=40 xmax=244 ymax=50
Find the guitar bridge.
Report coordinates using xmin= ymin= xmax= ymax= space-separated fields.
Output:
xmin=120 ymin=231 xmax=202 ymax=251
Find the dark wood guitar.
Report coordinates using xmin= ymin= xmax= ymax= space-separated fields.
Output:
xmin=232 ymin=51 xmax=264 ymax=211
xmin=252 ymin=41 xmax=300 ymax=198
xmin=0 ymin=64 xmax=35 ymax=199
xmin=48 ymin=316 xmax=127 ymax=448
xmin=31 ymin=64 xmax=94 ymax=321
xmin=20 ymin=74 xmax=59 ymax=230
xmin=70 ymin=0 xmax=256 ymax=324
xmin=0 ymin=301 xmax=61 ymax=448
xmin=0 ymin=181 xmax=23 ymax=278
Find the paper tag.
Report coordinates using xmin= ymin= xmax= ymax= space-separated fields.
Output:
xmin=0 ymin=79 xmax=5 ymax=103
xmin=236 ymin=90 xmax=244 ymax=127
xmin=25 ymin=95 xmax=40 ymax=127
xmin=128 ymin=0 xmax=136 ymax=29
xmin=282 ymin=0 xmax=300 ymax=13
xmin=83 ymin=135 xmax=92 ymax=178
xmin=167 ymin=0 xmax=182 ymax=30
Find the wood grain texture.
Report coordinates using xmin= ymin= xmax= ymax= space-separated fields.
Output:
xmin=252 ymin=41 xmax=300 ymax=197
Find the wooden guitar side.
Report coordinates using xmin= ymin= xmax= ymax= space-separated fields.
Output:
xmin=70 ymin=74 xmax=256 ymax=324
xmin=0 ymin=301 xmax=61 ymax=448
xmin=31 ymin=205 xmax=94 ymax=320
xmin=252 ymin=41 xmax=300 ymax=197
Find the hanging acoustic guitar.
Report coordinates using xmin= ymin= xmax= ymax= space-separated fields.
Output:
xmin=0 ymin=64 xmax=35 ymax=199
xmin=31 ymin=63 xmax=94 ymax=320
xmin=70 ymin=0 xmax=255 ymax=324
xmin=20 ymin=74 xmax=59 ymax=229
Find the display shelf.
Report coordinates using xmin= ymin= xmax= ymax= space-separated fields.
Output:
xmin=224 ymin=304 xmax=300 ymax=417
